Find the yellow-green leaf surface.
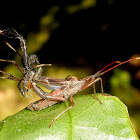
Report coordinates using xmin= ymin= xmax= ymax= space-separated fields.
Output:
xmin=0 ymin=94 xmax=138 ymax=140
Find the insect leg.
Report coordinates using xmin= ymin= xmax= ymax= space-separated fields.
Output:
xmin=33 ymin=67 xmax=43 ymax=80
xmin=0 ymin=59 xmax=23 ymax=74
xmin=82 ymin=77 xmax=103 ymax=104
xmin=98 ymin=77 xmax=104 ymax=95
xmin=0 ymin=70 xmax=20 ymax=81
xmin=4 ymin=41 xmax=22 ymax=57
xmin=93 ymin=81 xmax=102 ymax=104
xmin=27 ymin=99 xmax=60 ymax=111
xmin=92 ymin=77 xmax=105 ymax=104
xmin=32 ymin=82 xmax=66 ymax=101
xmin=2 ymin=28 xmax=28 ymax=65
xmin=17 ymin=78 xmax=30 ymax=98
xmin=49 ymin=96 xmax=75 ymax=127
xmin=27 ymin=89 xmax=64 ymax=111
xmin=0 ymin=76 xmax=19 ymax=81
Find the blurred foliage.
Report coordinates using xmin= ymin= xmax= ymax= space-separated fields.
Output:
xmin=26 ymin=7 xmax=60 ymax=54
xmin=110 ymin=69 xmax=140 ymax=106
xmin=110 ymin=69 xmax=140 ymax=137
xmin=66 ymin=0 xmax=96 ymax=14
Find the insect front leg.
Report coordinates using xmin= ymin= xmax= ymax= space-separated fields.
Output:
xmin=91 ymin=77 xmax=105 ymax=104
xmin=33 ymin=67 xmax=43 ymax=80
xmin=32 ymin=82 xmax=66 ymax=101
xmin=2 ymin=28 xmax=28 ymax=67
xmin=17 ymin=79 xmax=28 ymax=98
xmin=82 ymin=77 xmax=104 ymax=104
xmin=49 ymin=96 xmax=75 ymax=127
xmin=27 ymin=89 xmax=64 ymax=111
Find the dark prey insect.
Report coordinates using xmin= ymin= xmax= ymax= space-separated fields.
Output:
xmin=0 ymin=29 xmax=140 ymax=127
xmin=0 ymin=28 xmax=66 ymax=100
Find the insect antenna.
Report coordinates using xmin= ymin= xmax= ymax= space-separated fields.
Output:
xmin=99 ymin=57 xmax=140 ymax=76
xmin=99 ymin=61 xmax=121 ymax=73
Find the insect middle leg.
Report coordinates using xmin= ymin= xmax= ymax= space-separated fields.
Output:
xmin=49 ymin=96 xmax=75 ymax=127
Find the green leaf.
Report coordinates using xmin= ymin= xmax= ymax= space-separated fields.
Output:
xmin=0 ymin=94 xmax=138 ymax=140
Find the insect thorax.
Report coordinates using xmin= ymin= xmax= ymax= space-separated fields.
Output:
xmin=23 ymin=71 xmax=35 ymax=91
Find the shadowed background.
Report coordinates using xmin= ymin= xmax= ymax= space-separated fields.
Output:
xmin=0 ymin=0 xmax=140 ymax=137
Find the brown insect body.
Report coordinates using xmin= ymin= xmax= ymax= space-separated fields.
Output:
xmin=0 ymin=28 xmax=140 ymax=127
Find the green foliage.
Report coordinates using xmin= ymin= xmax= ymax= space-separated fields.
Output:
xmin=110 ymin=69 xmax=131 ymax=88
xmin=110 ymin=69 xmax=140 ymax=105
xmin=66 ymin=0 xmax=96 ymax=14
xmin=0 ymin=94 xmax=138 ymax=140
xmin=110 ymin=69 xmax=140 ymax=137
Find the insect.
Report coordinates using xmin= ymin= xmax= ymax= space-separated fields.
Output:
xmin=0 ymin=28 xmax=140 ymax=127
xmin=0 ymin=28 xmax=66 ymax=100
xmin=27 ymin=57 xmax=140 ymax=127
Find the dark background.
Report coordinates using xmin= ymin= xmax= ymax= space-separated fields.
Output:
xmin=0 ymin=0 xmax=139 ymax=65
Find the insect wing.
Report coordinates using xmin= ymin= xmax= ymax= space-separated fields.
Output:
xmin=37 ymin=76 xmax=67 ymax=91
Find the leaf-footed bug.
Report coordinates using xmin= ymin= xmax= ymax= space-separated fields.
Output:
xmin=0 ymin=28 xmax=140 ymax=127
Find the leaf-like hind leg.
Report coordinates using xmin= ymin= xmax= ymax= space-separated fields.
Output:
xmin=27 ymin=99 xmax=59 ymax=111
xmin=27 ymin=89 xmax=65 ymax=111
xmin=49 ymin=96 xmax=75 ymax=128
